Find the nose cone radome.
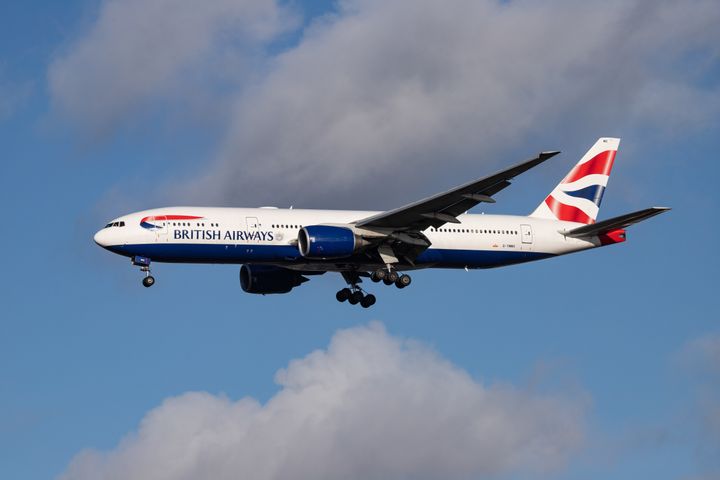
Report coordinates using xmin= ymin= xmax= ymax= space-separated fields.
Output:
xmin=93 ymin=228 xmax=110 ymax=247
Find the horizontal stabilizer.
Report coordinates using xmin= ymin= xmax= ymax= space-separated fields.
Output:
xmin=564 ymin=207 xmax=670 ymax=238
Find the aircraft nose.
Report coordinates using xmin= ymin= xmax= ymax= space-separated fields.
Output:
xmin=94 ymin=228 xmax=109 ymax=247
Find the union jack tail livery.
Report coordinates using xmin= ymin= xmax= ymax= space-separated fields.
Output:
xmin=531 ymin=137 xmax=619 ymax=224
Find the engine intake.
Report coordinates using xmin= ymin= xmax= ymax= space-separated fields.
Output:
xmin=298 ymin=225 xmax=367 ymax=259
xmin=239 ymin=265 xmax=308 ymax=294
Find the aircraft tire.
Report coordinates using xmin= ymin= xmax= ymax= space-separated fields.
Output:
xmin=349 ymin=291 xmax=364 ymax=305
xmin=396 ymin=274 xmax=411 ymax=288
xmin=387 ymin=271 xmax=399 ymax=284
xmin=336 ymin=288 xmax=351 ymax=302
xmin=142 ymin=276 xmax=155 ymax=288
xmin=360 ymin=294 xmax=376 ymax=308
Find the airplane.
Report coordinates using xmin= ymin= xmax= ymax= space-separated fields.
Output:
xmin=94 ymin=137 xmax=669 ymax=308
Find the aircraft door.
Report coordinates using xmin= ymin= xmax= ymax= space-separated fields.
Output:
xmin=521 ymin=224 xmax=533 ymax=250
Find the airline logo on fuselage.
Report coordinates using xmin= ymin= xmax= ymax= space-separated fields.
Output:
xmin=141 ymin=214 xmax=275 ymax=242
xmin=140 ymin=215 xmax=203 ymax=230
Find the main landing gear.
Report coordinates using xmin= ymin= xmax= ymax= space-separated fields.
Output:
xmin=370 ymin=268 xmax=412 ymax=289
xmin=335 ymin=268 xmax=412 ymax=307
xmin=337 ymin=271 xmax=376 ymax=308
xmin=336 ymin=287 xmax=376 ymax=308
xmin=132 ymin=256 xmax=155 ymax=288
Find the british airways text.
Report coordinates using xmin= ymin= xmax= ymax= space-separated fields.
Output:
xmin=173 ymin=229 xmax=275 ymax=242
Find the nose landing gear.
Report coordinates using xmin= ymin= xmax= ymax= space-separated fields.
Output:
xmin=132 ymin=256 xmax=155 ymax=288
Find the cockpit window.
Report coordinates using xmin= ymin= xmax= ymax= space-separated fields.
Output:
xmin=104 ymin=221 xmax=126 ymax=228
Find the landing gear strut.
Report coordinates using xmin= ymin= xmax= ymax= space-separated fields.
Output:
xmin=132 ymin=256 xmax=155 ymax=288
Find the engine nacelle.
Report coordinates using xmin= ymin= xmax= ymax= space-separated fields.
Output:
xmin=239 ymin=265 xmax=307 ymax=294
xmin=298 ymin=225 xmax=368 ymax=259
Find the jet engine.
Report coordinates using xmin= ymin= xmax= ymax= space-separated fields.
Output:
xmin=297 ymin=225 xmax=369 ymax=259
xmin=239 ymin=265 xmax=308 ymax=294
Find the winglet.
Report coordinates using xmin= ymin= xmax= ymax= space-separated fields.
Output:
xmin=541 ymin=150 xmax=561 ymax=157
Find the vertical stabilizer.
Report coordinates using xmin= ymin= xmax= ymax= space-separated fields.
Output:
xmin=530 ymin=137 xmax=619 ymax=224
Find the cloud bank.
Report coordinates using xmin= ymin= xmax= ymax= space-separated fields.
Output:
xmin=48 ymin=0 xmax=296 ymax=135
xmin=60 ymin=323 xmax=585 ymax=480
xmin=49 ymin=0 xmax=720 ymax=207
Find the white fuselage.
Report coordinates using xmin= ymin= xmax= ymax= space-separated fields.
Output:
xmin=94 ymin=206 xmax=603 ymax=271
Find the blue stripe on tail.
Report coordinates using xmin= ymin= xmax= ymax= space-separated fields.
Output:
xmin=564 ymin=185 xmax=606 ymax=206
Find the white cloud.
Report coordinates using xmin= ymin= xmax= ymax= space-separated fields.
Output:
xmin=48 ymin=0 xmax=720 ymax=207
xmin=60 ymin=323 xmax=585 ymax=480
xmin=185 ymin=0 xmax=720 ymax=207
xmin=48 ymin=0 xmax=297 ymax=135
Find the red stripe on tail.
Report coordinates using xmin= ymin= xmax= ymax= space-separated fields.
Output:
xmin=563 ymin=150 xmax=616 ymax=184
xmin=545 ymin=195 xmax=595 ymax=224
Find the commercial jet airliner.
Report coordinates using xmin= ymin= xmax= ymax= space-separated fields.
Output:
xmin=94 ymin=138 xmax=668 ymax=307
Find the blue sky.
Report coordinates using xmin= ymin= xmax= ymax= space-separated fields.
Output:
xmin=1 ymin=0 xmax=719 ymax=479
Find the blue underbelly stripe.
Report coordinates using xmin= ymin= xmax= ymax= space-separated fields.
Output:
xmin=106 ymin=243 xmax=552 ymax=268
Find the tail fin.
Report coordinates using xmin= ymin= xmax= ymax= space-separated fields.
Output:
xmin=530 ymin=137 xmax=620 ymax=224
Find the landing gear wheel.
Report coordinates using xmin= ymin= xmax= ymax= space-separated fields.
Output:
xmin=360 ymin=294 xmax=376 ymax=308
xmin=142 ymin=276 xmax=155 ymax=288
xmin=395 ymin=274 xmax=412 ymax=289
xmin=387 ymin=270 xmax=399 ymax=284
xmin=371 ymin=269 xmax=386 ymax=282
xmin=336 ymin=288 xmax=351 ymax=302
xmin=349 ymin=291 xmax=364 ymax=305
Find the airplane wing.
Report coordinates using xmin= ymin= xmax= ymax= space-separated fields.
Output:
xmin=356 ymin=151 xmax=560 ymax=231
xmin=564 ymin=207 xmax=670 ymax=238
